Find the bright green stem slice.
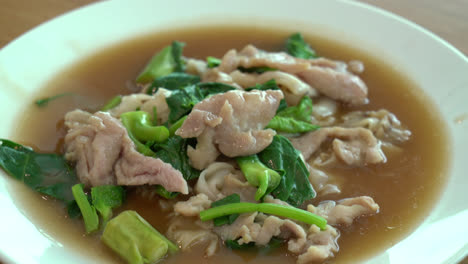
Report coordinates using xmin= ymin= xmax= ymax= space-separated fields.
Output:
xmin=71 ymin=184 xmax=99 ymax=233
xmin=101 ymin=95 xmax=122 ymax=111
xmin=200 ymin=202 xmax=327 ymax=230
xmin=102 ymin=210 xmax=178 ymax=264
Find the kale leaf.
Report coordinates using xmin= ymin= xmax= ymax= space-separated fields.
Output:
xmin=0 ymin=139 xmax=78 ymax=203
xmin=285 ymin=33 xmax=317 ymax=59
xmin=257 ymin=135 xmax=316 ymax=206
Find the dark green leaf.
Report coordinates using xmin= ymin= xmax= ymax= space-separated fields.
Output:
xmin=258 ymin=135 xmax=315 ymax=206
xmin=146 ymin=73 xmax=201 ymax=95
xmin=165 ymin=85 xmax=205 ymax=124
xmin=153 ymin=136 xmax=200 ymax=181
xmin=277 ymin=96 xmax=313 ymax=122
xmin=211 ymin=194 xmax=240 ymax=226
xmin=225 ymin=240 xmax=255 ymax=250
xmin=285 ymin=33 xmax=317 ymax=59
xmin=165 ymin=82 xmax=237 ymax=124
xmin=67 ymin=200 xmax=82 ymax=218
xmin=197 ymin=82 xmax=237 ymax=96
xmin=238 ymin=66 xmax=277 ymax=73
xmin=154 ymin=185 xmax=179 ymax=199
xmin=0 ymin=139 xmax=78 ymax=202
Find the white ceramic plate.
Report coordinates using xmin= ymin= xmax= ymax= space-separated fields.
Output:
xmin=0 ymin=0 xmax=467 ymax=263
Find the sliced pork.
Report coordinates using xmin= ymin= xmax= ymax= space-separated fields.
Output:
xmin=64 ymin=109 xmax=188 ymax=193
xmin=341 ymin=109 xmax=411 ymax=144
xmin=176 ymin=90 xmax=283 ymax=166
xmin=290 ymin=127 xmax=386 ymax=166
xmin=310 ymin=196 xmax=380 ymax=226
xmin=217 ymin=45 xmax=368 ymax=105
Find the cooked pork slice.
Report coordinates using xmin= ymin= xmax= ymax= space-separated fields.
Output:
xmin=297 ymin=67 xmax=368 ymax=105
xmin=185 ymin=58 xmax=208 ymax=76
xmin=348 ymin=60 xmax=365 ymax=74
xmin=217 ymin=45 xmax=368 ymax=105
xmin=64 ymin=110 xmax=188 ymax=193
xmin=214 ymin=212 xmax=307 ymax=248
xmin=310 ymin=196 xmax=380 ymax=226
xmin=202 ymin=68 xmax=239 ymax=87
xmin=114 ymin=134 xmax=188 ymax=193
xmin=174 ymin=193 xmax=212 ymax=217
xmin=229 ymin=70 xmax=318 ymax=105
xmin=109 ymin=88 xmax=172 ymax=124
xmin=341 ymin=109 xmax=411 ymax=143
xmin=109 ymin=94 xmax=153 ymax=117
xmin=176 ymin=90 xmax=283 ymax=161
xmin=65 ymin=110 xmax=122 ymax=186
xmin=218 ymin=45 xmax=311 ymax=74
xmin=291 ymin=127 xmax=386 ymax=166
xmin=297 ymin=225 xmax=339 ymax=264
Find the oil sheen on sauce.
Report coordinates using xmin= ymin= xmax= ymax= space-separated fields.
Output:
xmin=9 ymin=26 xmax=449 ymax=264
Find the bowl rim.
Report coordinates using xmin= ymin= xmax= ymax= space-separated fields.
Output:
xmin=0 ymin=0 xmax=467 ymax=263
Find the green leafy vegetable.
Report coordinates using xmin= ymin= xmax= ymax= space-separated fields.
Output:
xmin=285 ymin=33 xmax=317 ymax=59
xmin=101 ymin=95 xmax=122 ymax=111
xmin=102 ymin=210 xmax=178 ymax=264
xmin=72 ymin=184 xmax=99 ymax=233
xmin=257 ymin=135 xmax=315 ymax=206
xmin=165 ymin=85 xmax=205 ymax=125
xmin=211 ymin=194 xmax=241 ymax=226
xmin=225 ymin=240 xmax=255 ymax=250
xmin=91 ymin=185 xmax=126 ymax=223
xmin=238 ymin=66 xmax=277 ymax=73
xmin=35 ymin=92 xmax=73 ymax=107
xmin=236 ymin=155 xmax=281 ymax=201
xmin=165 ymin=82 xmax=236 ymax=124
xmin=121 ymin=111 xmax=170 ymax=156
xmin=267 ymin=116 xmax=319 ymax=133
xmin=200 ymin=202 xmax=327 ymax=230
xmin=0 ymin=139 xmax=78 ymax=203
xmin=153 ymin=136 xmax=200 ymax=181
xmin=267 ymin=96 xmax=319 ymax=133
xmin=154 ymin=185 xmax=179 ymax=199
xmin=206 ymin=56 xmax=221 ymax=68
xmin=136 ymin=41 xmax=186 ymax=84
xmin=277 ymin=96 xmax=313 ymax=122
xmin=146 ymin=73 xmax=201 ymax=95
xmin=245 ymin=79 xmax=287 ymax=113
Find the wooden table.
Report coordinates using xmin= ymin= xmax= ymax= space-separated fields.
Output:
xmin=0 ymin=0 xmax=466 ymax=264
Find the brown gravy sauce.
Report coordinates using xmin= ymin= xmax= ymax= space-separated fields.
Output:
xmin=9 ymin=26 xmax=449 ymax=263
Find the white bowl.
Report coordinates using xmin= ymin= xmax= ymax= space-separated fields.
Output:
xmin=0 ymin=0 xmax=467 ymax=263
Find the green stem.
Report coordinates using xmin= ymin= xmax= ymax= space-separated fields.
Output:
xmin=200 ymin=202 xmax=327 ymax=230
xmin=101 ymin=95 xmax=122 ymax=111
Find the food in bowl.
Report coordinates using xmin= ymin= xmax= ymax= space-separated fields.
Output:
xmin=1 ymin=26 xmax=449 ymax=264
